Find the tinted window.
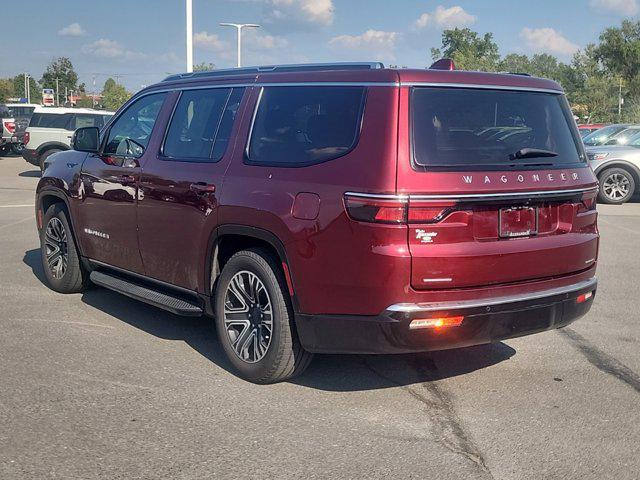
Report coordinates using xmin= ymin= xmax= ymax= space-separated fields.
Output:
xmin=0 ymin=106 xmax=10 ymax=117
xmin=412 ymin=87 xmax=583 ymax=168
xmin=105 ymin=93 xmax=166 ymax=156
xmin=29 ymin=113 xmax=70 ymax=129
xmin=583 ymin=125 xmax=627 ymax=146
xmin=9 ymin=106 xmax=35 ymax=117
xmin=248 ymin=86 xmax=365 ymax=166
xmin=163 ymin=87 xmax=243 ymax=161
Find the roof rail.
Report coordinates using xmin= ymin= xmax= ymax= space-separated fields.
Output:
xmin=162 ymin=62 xmax=385 ymax=82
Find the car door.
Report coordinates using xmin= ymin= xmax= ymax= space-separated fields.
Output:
xmin=76 ymin=92 xmax=168 ymax=273
xmin=137 ymin=86 xmax=248 ymax=292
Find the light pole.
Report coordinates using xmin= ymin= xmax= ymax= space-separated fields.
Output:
xmin=186 ymin=0 xmax=193 ymax=72
xmin=220 ymin=23 xmax=260 ymax=67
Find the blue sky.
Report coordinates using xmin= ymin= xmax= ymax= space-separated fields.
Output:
xmin=2 ymin=0 xmax=638 ymax=92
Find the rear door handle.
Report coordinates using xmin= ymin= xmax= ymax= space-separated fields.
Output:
xmin=190 ymin=182 xmax=216 ymax=194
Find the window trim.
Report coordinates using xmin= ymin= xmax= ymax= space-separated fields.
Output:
xmin=409 ymin=86 xmax=588 ymax=173
xmin=101 ymin=91 xmax=167 ymax=157
xmin=244 ymin=85 xmax=368 ymax=168
xmin=158 ymin=87 xmax=239 ymax=164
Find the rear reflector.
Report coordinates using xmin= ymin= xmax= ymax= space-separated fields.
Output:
xmin=409 ymin=316 xmax=464 ymax=330
xmin=576 ymin=291 xmax=593 ymax=304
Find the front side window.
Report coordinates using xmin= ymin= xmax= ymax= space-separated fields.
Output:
xmin=247 ymin=86 xmax=366 ymax=166
xmin=73 ymin=114 xmax=108 ymax=130
xmin=163 ymin=87 xmax=244 ymax=162
xmin=412 ymin=87 xmax=583 ymax=169
xmin=105 ymin=93 xmax=166 ymax=156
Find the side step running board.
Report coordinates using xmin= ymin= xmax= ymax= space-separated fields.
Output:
xmin=89 ymin=271 xmax=203 ymax=316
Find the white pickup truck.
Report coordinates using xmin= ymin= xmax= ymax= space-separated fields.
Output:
xmin=0 ymin=104 xmax=16 ymax=155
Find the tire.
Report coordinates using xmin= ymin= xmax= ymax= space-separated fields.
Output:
xmin=214 ymin=248 xmax=313 ymax=383
xmin=598 ymin=167 xmax=636 ymax=204
xmin=40 ymin=204 xmax=88 ymax=293
xmin=39 ymin=149 xmax=61 ymax=172
xmin=10 ymin=143 xmax=24 ymax=155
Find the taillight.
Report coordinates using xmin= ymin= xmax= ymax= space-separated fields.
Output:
xmin=344 ymin=193 xmax=455 ymax=225
xmin=344 ymin=194 xmax=407 ymax=224
xmin=23 ymin=132 xmax=30 ymax=145
xmin=579 ymin=189 xmax=597 ymax=212
xmin=576 ymin=291 xmax=593 ymax=304
xmin=3 ymin=121 xmax=15 ymax=134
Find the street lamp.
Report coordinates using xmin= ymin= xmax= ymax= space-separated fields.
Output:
xmin=220 ymin=23 xmax=260 ymax=68
xmin=186 ymin=0 xmax=193 ymax=72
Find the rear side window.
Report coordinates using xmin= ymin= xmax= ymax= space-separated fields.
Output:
xmin=72 ymin=114 xmax=108 ymax=130
xmin=247 ymin=86 xmax=366 ymax=166
xmin=411 ymin=87 xmax=583 ymax=169
xmin=29 ymin=113 xmax=70 ymax=129
xmin=163 ymin=87 xmax=244 ymax=162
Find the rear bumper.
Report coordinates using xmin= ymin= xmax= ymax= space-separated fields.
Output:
xmin=296 ymin=277 xmax=597 ymax=354
xmin=22 ymin=148 xmax=39 ymax=166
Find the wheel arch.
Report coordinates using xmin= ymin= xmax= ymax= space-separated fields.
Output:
xmin=204 ymin=225 xmax=296 ymax=316
xmin=36 ymin=142 xmax=70 ymax=156
xmin=594 ymin=160 xmax=640 ymax=192
xmin=36 ymin=189 xmax=84 ymax=257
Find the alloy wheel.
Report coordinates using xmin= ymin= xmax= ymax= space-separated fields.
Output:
xmin=44 ymin=217 xmax=68 ymax=279
xmin=603 ymin=172 xmax=631 ymax=201
xmin=223 ymin=270 xmax=273 ymax=363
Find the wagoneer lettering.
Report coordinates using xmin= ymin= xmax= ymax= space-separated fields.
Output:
xmin=34 ymin=60 xmax=598 ymax=384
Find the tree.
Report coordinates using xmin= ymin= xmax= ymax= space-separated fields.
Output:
xmin=431 ymin=28 xmax=500 ymax=71
xmin=594 ymin=20 xmax=640 ymax=96
xmin=40 ymin=57 xmax=79 ymax=99
xmin=499 ymin=54 xmax=532 ymax=74
xmin=0 ymin=79 xmax=13 ymax=103
xmin=12 ymin=74 xmax=39 ymax=101
xmin=101 ymin=78 xmax=131 ymax=111
xmin=194 ymin=62 xmax=216 ymax=72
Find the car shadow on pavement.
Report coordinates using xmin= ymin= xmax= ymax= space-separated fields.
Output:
xmin=18 ymin=170 xmax=41 ymax=178
xmin=23 ymin=248 xmax=516 ymax=391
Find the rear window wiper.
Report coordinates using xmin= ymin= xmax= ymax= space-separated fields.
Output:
xmin=509 ymin=148 xmax=558 ymax=160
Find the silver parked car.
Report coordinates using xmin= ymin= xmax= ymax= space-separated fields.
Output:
xmin=587 ymin=131 xmax=640 ymax=204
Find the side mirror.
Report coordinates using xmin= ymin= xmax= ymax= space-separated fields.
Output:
xmin=72 ymin=127 xmax=100 ymax=153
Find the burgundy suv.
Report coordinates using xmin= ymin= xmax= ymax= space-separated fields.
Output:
xmin=35 ymin=62 xmax=599 ymax=383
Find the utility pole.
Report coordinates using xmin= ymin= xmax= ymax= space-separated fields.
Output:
xmin=64 ymin=86 xmax=68 ymax=106
xmin=220 ymin=23 xmax=260 ymax=67
xmin=55 ymin=78 xmax=60 ymax=106
xmin=26 ymin=74 xmax=30 ymax=103
xmin=618 ymin=78 xmax=623 ymax=121
xmin=186 ymin=0 xmax=193 ymax=72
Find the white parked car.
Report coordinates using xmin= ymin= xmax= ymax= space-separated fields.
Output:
xmin=22 ymin=107 xmax=113 ymax=170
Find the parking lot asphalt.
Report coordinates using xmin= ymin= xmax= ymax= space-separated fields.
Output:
xmin=0 ymin=154 xmax=638 ymax=480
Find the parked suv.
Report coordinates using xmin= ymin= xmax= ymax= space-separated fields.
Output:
xmin=0 ymin=104 xmax=16 ymax=155
xmin=22 ymin=107 xmax=113 ymax=170
xmin=35 ymin=62 xmax=599 ymax=383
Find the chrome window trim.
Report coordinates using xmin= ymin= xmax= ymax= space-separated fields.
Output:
xmin=244 ymin=86 xmax=264 ymax=160
xmin=345 ymin=186 xmax=598 ymax=202
xmin=401 ymin=82 xmax=563 ymax=94
xmin=385 ymin=277 xmax=597 ymax=313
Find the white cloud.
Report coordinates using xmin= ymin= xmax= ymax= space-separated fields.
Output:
xmin=329 ymin=29 xmax=399 ymax=61
xmin=520 ymin=27 xmax=579 ymax=56
xmin=193 ymin=31 xmax=229 ymax=52
xmin=58 ymin=23 xmax=87 ymax=37
xmin=244 ymin=30 xmax=289 ymax=51
xmin=81 ymin=39 xmax=145 ymax=60
xmin=590 ymin=0 xmax=638 ymax=15
xmin=262 ymin=0 xmax=334 ymax=29
xmin=414 ymin=5 xmax=476 ymax=29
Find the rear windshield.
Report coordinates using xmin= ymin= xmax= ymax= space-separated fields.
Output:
xmin=9 ymin=106 xmax=35 ymax=117
xmin=411 ymin=87 xmax=584 ymax=168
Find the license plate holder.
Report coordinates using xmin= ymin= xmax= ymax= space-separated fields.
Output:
xmin=499 ymin=206 xmax=538 ymax=238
